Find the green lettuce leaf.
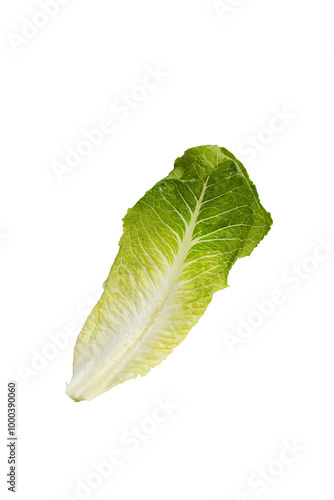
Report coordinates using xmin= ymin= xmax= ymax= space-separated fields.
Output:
xmin=66 ymin=145 xmax=272 ymax=401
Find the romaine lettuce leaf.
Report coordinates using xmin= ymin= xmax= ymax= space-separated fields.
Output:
xmin=66 ymin=145 xmax=272 ymax=401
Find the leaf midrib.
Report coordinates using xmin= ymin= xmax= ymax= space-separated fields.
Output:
xmin=67 ymin=178 xmax=209 ymax=400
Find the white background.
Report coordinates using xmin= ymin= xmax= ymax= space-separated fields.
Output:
xmin=1 ymin=1 xmax=334 ymax=499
